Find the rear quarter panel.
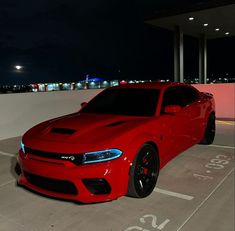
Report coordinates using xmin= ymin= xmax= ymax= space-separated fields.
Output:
xmin=199 ymin=92 xmax=216 ymax=133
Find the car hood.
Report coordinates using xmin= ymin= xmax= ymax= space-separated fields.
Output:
xmin=26 ymin=113 xmax=150 ymax=144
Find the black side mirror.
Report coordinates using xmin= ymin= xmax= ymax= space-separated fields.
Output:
xmin=164 ymin=105 xmax=182 ymax=114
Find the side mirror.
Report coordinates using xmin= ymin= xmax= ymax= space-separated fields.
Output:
xmin=164 ymin=105 xmax=182 ymax=114
xmin=81 ymin=102 xmax=88 ymax=108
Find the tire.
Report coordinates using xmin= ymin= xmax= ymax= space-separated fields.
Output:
xmin=127 ymin=144 xmax=159 ymax=198
xmin=15 ymin=162 xmax=21 ymax=176
xmin=200 ymin=113 xmax=216 ymax=145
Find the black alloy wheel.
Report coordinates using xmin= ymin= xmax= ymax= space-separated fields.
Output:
xmin=200 ymin=113 xmax=216 ymax=144
xmin=128 ymin=144 xmax=159 ymax=198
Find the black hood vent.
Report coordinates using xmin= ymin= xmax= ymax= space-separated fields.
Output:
xmin=106 ymin=121 xmax=125 ymax=127
xmin=51 ymin=127 xmax=76 ymax=135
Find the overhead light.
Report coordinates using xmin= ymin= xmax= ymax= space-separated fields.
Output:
xmin=225 ymin=32 xmax=230 ymax=35
xmin=215 ymin=28 xmax=220 ymax=31
xmin=203 ymin=23 xmax=208 ymax=27
xmin=188 ymin=17 xmax=194 ymax=21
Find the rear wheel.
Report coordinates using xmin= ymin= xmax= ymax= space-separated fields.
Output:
xmin=127 ymin=144 xmax=159 ymax=198
xmin=200 ymin=113 xmax=216 ymax=144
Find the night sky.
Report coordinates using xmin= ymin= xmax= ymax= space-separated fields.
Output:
xmin=0 ymin=0 xmax=234 ymax=85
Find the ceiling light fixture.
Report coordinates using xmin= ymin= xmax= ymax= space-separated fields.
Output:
xmin=188 ymin=17 xmax=194 ymax=21
xmin=225 ymin=32 xmax=230 ymax=35
xmin=215 ymin=28 xmax=220 ymax=31
xmin=203 ymin=23 xmax=208 ymax=27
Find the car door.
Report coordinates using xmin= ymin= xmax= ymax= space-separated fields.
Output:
xmin=158 ymin=86 xmax=192 ymax=162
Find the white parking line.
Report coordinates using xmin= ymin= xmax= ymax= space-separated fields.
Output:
xmin=0 ymin=179 xmax=15 ymax=188
xmin=154 ymin=188 xmax=194 ymax=201
xmin=0 ymin=151 xmax=16 ymax=157
xmin=0 ymin=213 xmax=27 ymax=230
xmin=176 ymin=167 xmax=235 ymax=231
xmin=209 ymin=144 xmax=235 ymax=149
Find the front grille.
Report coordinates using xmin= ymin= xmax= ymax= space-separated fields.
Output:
xmin=24 ymin=147 xmax=83 ymax=165
xmin=24 ymin=171 xmax=78 ymax=195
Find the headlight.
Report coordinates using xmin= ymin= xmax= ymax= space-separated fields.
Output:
xmin=83 ymin=149 xmax=122 ymax=164
xmin=20 ymin=141 xmax=26 ymax=154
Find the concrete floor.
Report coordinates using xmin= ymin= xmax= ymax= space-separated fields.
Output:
xmin=0 ymin=120 xmax=234 ymax=231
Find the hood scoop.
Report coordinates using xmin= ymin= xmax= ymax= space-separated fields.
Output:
xmin=51 ymin=127 xmax=76 ymax=135
xmin=106 ymin=121 xmax=125 ymax=127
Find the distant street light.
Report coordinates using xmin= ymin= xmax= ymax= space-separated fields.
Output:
xmin=15 ymin=65 xmax=23 ymax=70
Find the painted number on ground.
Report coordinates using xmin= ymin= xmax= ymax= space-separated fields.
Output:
xmin=193 ymin=154 xmax=231 ymax=180
xmin=205 ymin=155 xmax=229 ymax=170
xmin=125 ymin=214 xmax=170 ymax=231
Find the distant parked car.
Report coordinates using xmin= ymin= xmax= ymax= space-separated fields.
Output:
xmin=17 ymin=82 xmax=215 ymax=203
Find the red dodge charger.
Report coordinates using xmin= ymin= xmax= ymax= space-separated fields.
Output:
xmin=17 ymin=82 xmax=215 ymax=203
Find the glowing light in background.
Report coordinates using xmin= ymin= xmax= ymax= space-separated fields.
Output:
xmin=15 ymin=65 xmax=23 ymax=70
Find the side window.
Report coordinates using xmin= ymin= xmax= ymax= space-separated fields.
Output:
xmin=181 ymin=87 xmax=199 ymax=105
xmin=161 ymin=87 xmax=184 ymax=113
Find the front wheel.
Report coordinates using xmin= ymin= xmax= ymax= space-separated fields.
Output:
xmin=200 ymin=113 xmax=216 ymax=144
xmin=127 ymin=144 xmax=159 ymax=198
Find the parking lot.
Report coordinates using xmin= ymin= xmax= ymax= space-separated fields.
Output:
xmin=0 ymin=120 xmax=234 ymax=231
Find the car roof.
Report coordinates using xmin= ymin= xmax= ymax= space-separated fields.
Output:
xmin=110 ymin=82 xmax=190 ymax=90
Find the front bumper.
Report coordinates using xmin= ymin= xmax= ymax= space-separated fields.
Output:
xmin=18 ymin=149 xmax=129 ymax=203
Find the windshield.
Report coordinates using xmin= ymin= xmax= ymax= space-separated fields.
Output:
xmin=80 ymin=88 xmax=160 ymax=116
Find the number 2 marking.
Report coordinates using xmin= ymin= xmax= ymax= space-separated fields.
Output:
xmin=125 ymin=226 xmax=149 ymax=231
xmin=140 ymin=214 xmax=170 ymax=230
xmin=140 ymin=214 xmax=158 ymax=228
xmin=125 ymin=214 xmax=170 ymax=231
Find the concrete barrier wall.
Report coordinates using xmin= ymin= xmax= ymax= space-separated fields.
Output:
xmin=193 ymin=83 xmax=235 ymax=120
xmin=0 ymin=83 xmax=234 ymax=140
xmin=0 ymin=89 xmax=102 ymax=140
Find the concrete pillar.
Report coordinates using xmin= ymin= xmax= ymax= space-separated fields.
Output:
xmin=174 ymin=26 xmax=184 ymax=83
xmin=199 ymin=34 xmax=207 ymax=84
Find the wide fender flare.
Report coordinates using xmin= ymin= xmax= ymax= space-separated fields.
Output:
xmin=117 ymin=132 xmax=159 ymax=196
xmin=124 ymin=132 xmax=159 ymax=166
xmin=201 ymin=107 xmax=216 ymax=136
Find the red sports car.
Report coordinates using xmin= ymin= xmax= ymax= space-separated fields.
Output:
xmin=17 ymin=82 xmax=215 ymax=203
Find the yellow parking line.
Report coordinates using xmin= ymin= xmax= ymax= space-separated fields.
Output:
xmin=216 ymin=120 xmax=235 ymax=126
